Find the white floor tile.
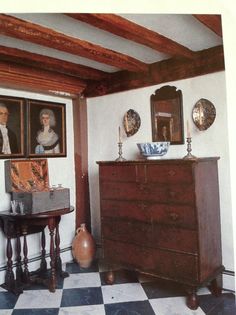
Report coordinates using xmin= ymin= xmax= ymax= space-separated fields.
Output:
xmin=0 ymin=287 xmax=7 ymax=292
xmin=197 ymin=287 xmax=211 ymax=295
xmin=14 ymin=289 xmax=63 ymax=309
xmin=63 ymin=272 xmax=101 ymax=289
xmin=0 ymin=311 xmax=13 ymax=315
xmin=102 ymin=283 xmax=147 ymax=304
xmin=59 ymin=305 xmax=106 ymax=315
xmin=149 ymin=296 xmax=206 ymax=315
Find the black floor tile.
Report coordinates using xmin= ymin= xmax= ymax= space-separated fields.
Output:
xmin=60 ymin=287 xmax=104 ymax=307
xmin=65 ymin=259 xmax=99 ymax=274
xmin=105 ymin=300 xmax=156 ymax=315
xmin=199 ymin=293 xmax=236 ymax=315
xmin=141 ymin=278 xmax=186 ymax=299
xmin=0 ymin=291 xmax=18 ymax=309
xmin=100 ymin=269 xmax=139 ymax=285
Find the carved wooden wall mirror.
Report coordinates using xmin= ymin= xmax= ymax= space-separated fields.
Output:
xmin=150 ymin=85 xmax=184 ymax=144
xmin=192 ymin=98 xmax=216 ymax=131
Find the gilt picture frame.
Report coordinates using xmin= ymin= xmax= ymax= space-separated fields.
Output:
xmin=0 ymin=95 xmax=25 ymax=159
xmin=27 ymin=99 xmax=66 ymax=158
xmin=150 ymin=85 xmax=184 ymax=144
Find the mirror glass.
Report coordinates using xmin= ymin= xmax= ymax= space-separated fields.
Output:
xmin=150 ymin=85 xmax=184 ymax=144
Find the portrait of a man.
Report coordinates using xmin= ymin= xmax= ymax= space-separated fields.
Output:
xmin=0 ymin=97 xmax=24 ymax=158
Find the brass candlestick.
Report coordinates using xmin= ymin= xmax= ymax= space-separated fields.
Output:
xmin=183 ymin=137 xmax=197 ymax=160
xmin=115 ymin=142 xmax=126 ymax=161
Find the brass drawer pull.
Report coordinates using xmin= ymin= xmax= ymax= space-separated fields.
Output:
xmin=138 ymin=184 xmax=149 ymax=193
xmin=169 ymin=212 xmax=179 ymax=221
xmin=169 ymin=191 xmax=177 ymax=198
xmin=168 ymin=170 xmax=176 ymax=177
xmin=139 ymin=184 xmax=145 ymax=191
xmin=139 ymin=203 xmax=148 ymax=211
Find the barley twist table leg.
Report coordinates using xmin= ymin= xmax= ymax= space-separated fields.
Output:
xmin=5 ymin=236 xmax=15 ymax=290
xmin=22 ymin=225 xmax=30 ymax=284
xmin=48 ymin=218 xmax=56 ymax=292
xmin=55 ymin=221 xmax=69 ymax=278
xmin=40 ymin=229 xmax=47 ymax=274
xmin=15 ymin=226 xmax=23 ymax=286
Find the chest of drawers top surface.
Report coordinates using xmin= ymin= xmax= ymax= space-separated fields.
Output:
xmin=97 ymin=157 xmax=219 ymax=165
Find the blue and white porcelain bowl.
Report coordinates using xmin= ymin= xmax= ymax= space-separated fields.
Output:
xmin=137 ymin=142 xmax=170 ymax=159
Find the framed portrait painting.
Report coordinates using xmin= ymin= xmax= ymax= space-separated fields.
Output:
xmin=0 ymin=95 xmax=25 ymax=159
xmin=150 ymin=85 xmax=184 ymax=145
xmin=27 ymin=99 xmax=66 ymax=157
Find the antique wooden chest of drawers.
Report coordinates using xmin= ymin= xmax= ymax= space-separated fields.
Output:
xmin=97 ymin=158 xmax=224 ymax=309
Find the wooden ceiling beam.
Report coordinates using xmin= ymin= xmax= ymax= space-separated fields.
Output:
xmin=193 ymin=14 xmax=222 ymax=37
xmin=0 ymin=14 xmax=148 ymax=73
xmin=0 ymin=60 xmax=86 ymax=97
xmin=0 ymin=45 xmax=111 ymax=81
xmin=84 ymin=45 xmax=225 ymax=97
xmin=65 ymin=13 xmax=195 ymax=59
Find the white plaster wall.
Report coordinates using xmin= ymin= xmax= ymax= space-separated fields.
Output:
xmin=88 ymin=71 xmax=235 ymax=289
xmin=0 ymin=87 xmax=76 ymax=283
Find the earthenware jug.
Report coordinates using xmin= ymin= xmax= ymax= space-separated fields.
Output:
xmin=72 ymin=223 xmax=96 ymax=268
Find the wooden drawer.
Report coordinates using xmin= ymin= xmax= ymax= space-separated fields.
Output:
xmin=149 ymin=203 xmax=196 ymax=228
xmin=102 ymin=218 xmax=153 ymax=248
xmin=100 ymin=181 xmax=195 ymax=204
xmin=145 ymin=164 xmax=193 ymax=184
xmin=101 ymin=200 xmax=197 ymax=229
xmin=99 ymin=164 xmax=193 ymax=185
xmin=101 ymin=199 xmax=151 ymax=223
xmin=102 ymin=218 xmax=198 ymax=253
xmin=103 ymin=239 xmax=199 ymax=283
xmin=99 ymin=165 xmax=137 ymax=182
xmin=152 ymin=224 xmax=198 ymax=253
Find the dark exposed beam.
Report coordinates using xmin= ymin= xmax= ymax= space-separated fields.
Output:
xmin=0 ymin=14 xmax=148 ymax=73
xmin=0 ymin=45 xmax=111 ymax=81
xmin=0 ymin=60 xmax=86 ymax=97
xmin=84 ymin=45 xmax=225 ymax=97
xmin=193 ymin=14 xmax=222 ymax=37
xmin=65 ymin=13 xmax=195 ymax=59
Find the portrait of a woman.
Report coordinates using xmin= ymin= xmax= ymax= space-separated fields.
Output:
xmin=28 ymin=100 xmax=66 ymax=157
xmin=35 ymin=108 xmax=60 ymax=154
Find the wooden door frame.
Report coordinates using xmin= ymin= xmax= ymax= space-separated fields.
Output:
xmin=72 ymin=96 xmax=91 ymax=231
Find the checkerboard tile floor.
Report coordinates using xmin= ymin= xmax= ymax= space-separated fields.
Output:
xmin=0 ymin=260 xmax=235 ymax=315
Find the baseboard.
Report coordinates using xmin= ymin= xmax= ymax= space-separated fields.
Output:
xmin=223 ymin=269 xmax=235 ymax=292
xmin=0 ymin=246 xmax=73 ymax=285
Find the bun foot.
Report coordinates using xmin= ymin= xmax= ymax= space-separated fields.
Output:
xmin=208 ymin=277 xmax=222 ymax=297
xmin=186 ymin=291 xmax=199 ymax=310
xmin=105 ymin=271 xmax=115 ymax=285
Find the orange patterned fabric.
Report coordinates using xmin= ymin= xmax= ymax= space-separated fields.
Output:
xmin=9 ymin=159 xmax=49 ymax=192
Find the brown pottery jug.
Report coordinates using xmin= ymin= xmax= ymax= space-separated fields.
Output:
xmin=72 ymin=223 xmax=96 ymax=268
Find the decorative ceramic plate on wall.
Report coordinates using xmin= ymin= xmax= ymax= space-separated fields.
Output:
xmin=123 ymin=109 xmax=141 ymax=137
xmin=192 ymin=98 xmax=216 ymax=131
